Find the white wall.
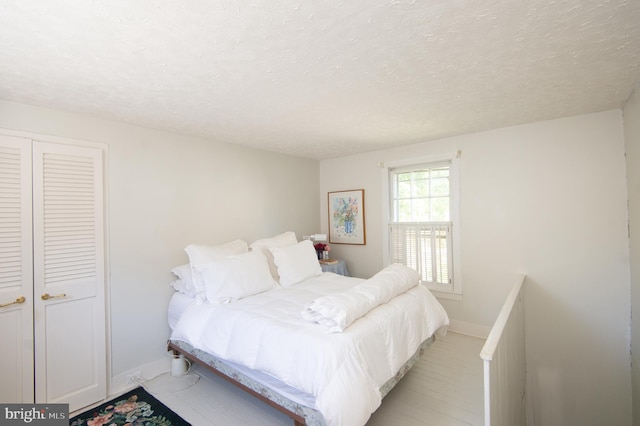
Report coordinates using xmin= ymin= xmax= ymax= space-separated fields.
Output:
xmin=624 ymin=87 xmax=640 ymax=426
xmin=0 ymin=100 xmax=320 ymax=385
xmin=320 ymin=110 xmax=632 ymax=426
xmin=2 ymin=100 xmax=633 ymax=424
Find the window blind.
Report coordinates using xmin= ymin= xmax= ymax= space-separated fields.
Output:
xmin=389 ymin=222 xmax=453 ymax=289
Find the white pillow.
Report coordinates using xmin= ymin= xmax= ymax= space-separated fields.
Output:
xmin=170 ymin=264 xmax=197 ymax=297
xmin=269 ymin=240 xmax=322 ymax=287
xmin=185 ymin=239 xmax=249 ymax=301
xmin=200 ymin=249 xmax=278 ymax=304
xmin=249 ymin=231 xmax=298 ymax=281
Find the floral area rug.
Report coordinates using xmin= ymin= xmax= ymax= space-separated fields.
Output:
xmin=70 ymin=387 xmax=191 ymax=426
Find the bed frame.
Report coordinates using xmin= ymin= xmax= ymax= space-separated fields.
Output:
xmin=168 ymin=336 xmax=435 ymax=426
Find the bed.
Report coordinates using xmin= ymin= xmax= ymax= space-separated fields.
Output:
xmin=167 ymin=233 xmax=449 ymax=426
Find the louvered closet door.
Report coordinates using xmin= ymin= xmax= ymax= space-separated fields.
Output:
xmin=0 ymin=135 xmax=34 ymax=403
xmin=32 ymin=142 xmax=106 ymax=411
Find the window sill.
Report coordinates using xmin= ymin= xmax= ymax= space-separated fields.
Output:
xmin=430 ymin=290 xmax=462 ymax=301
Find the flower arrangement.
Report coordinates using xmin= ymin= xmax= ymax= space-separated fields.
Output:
xmin=314 ymin=243 xmax=330 ymax=259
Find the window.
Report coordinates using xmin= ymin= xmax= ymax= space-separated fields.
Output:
xmin=385 ymin=154 xmax=461 ymax=298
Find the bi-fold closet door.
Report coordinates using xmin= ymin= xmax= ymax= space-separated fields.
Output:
xmin=0 ymin=134 xmax=107 ymax=412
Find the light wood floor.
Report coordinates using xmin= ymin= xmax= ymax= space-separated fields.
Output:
xmin=142 ymin=332 xmax=485 ymax=426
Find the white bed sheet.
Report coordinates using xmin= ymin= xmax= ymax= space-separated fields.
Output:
xmin=171 ymin=271 xmax=449 ymax=426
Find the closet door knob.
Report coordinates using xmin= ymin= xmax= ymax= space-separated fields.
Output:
xmin=41 ymin=293 xmax=66 ymax=301
xmin=0 ymin=296 xmax=26 ymax=308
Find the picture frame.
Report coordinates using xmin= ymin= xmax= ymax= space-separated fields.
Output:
xmin=328 ymin=189 xmax=366 ymax=245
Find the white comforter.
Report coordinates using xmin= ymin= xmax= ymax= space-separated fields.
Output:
xmin=171 ymin=271 xmax=449 ymax=426
xmin=302 ymin=264 xmax=421 ymax=332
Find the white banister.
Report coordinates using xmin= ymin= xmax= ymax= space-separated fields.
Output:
xmin=480 ymin=274 xmax=527 ymax=426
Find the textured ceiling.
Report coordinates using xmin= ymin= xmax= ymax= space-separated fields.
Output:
xmin=1 ymin=1 xmax=639 ymax=159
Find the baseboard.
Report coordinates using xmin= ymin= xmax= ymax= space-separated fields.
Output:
xmin=110 ymin=356 xmax=171 ymax=397
xmin=447 ymin=319 xmax=491 ymax=339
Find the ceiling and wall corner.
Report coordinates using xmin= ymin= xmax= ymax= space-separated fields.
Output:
xmin=0 ymin=0 xmax=639 ymax=160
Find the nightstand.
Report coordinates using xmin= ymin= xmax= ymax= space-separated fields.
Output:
xmin=320 ymin=259 xmax=350 ymax=277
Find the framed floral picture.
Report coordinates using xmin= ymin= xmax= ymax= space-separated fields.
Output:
xmin=328 ymin=189 xmax=366 ymax=245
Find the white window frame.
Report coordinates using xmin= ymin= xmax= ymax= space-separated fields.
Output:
xmin=382 ymin=152 xmax=462 ymax=300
